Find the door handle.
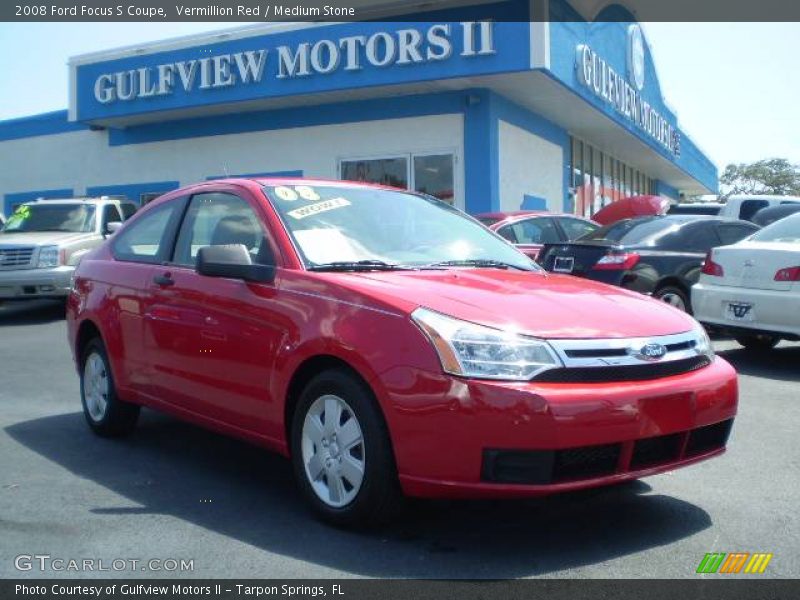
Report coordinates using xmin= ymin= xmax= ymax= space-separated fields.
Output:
xmin=153 ymin=273 xmax=175 ymax=287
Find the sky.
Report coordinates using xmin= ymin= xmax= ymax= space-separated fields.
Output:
xmin=0 ymin=21 xmax=798 ymax=171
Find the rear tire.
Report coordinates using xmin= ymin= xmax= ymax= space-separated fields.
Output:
xmin=654 ymin=285 xmax=691 ymax=313
xmin=290 ymin=369 xmax=400 ymax=528
xmin=735 ymin=334 xmax=780 ymax=352
xmin=80 ymin=337 xmax=140 ymax=437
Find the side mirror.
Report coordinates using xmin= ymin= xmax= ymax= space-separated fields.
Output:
xmin=104 ymin=221 xmax=123 ymax=236
xmin=196 ymin=244 xmax=275 ymax=283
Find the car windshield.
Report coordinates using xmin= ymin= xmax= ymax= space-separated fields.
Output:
xmin=750 ymin=213 xmax=800 ymax=243
xmin=263 ymin=184 xmax=536 ymax=270
xmin=476 ymin=216 xmax=501 ymax=227
xmin=578 ymin=217 xmax=678 ymax=245
xmin=2 ymin=203 xmax=96 ymax=233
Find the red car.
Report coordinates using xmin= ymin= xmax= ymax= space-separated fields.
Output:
xmin=66 ymin=179 xmax=737 ymax=527
xmin=475 ymin=211 xmax=599 ymax=260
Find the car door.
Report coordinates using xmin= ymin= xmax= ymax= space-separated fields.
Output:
xmin=107 ymin=197 xmax=187 ymax=396
xmin=143 ymin=188 xmax=286 ymax=435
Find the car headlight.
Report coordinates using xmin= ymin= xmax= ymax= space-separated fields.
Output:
xmin=693 ymin=322 xmax=715 ymax=359
xmin=37 ymin=245 xmax=61 ymax=268
xmin=411 ymin=307 xmax=562 ymax=380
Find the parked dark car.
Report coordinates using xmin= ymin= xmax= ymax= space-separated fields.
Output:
xmin=538 ymin=215 xmax=759 ymax=313
xmin=751 ymin=204 xmax=800 ymax=227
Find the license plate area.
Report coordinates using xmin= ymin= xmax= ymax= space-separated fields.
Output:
xmin=553 ymin=256 xmax=575 ymax=273
xmin=725 ymin=301 xmax=754 ymax=321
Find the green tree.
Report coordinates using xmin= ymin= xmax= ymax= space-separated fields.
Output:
xmin=720 ymin=158 xmax=800 ymax=197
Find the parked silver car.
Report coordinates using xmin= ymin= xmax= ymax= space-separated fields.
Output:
xmin=0 ymin=198 xmax=137 ymax=301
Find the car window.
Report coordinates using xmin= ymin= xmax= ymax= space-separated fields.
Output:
xmin=581 ymin=217 xmax=669 ymax=245
xmin=111 ymin=200 xmax=182 ymax=264
xmin=119 ymin=203 xmax=137 ymax=220
xmin=739 ymin=200 xmax=769 ymax=221
xmin=103 ymin=204 xmax=123 ymax=226
xmin=476 ymin=217 xmax=500 ymax=227
xmin=264 ymin=185 xmax=535 ymax=270
xmin=668 ymin=221 xmax=721 ymax=252
xmin=173 ymin=192 xmax=272 ymax=267
xmin=558 ymin=217 xmax=598 ymax=241
xmin=498 ymin=218 xmax=561 ymax=245
xmin=2 ymin=203 xmax=96 ymax=233
xmin=750 ymin=213 xmax=800 ymax=243
xmin=717 ymin=223 xmax=757 ymax=245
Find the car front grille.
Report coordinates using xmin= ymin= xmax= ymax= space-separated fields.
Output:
xmin=534 ymin=356 xmax=711 ymax=383
xmin=0 ymin=246 xmax=35 ymax=270
xmin=481 ymin=418 xmax=734 ymax=485
xmin=538 ymin=331 xmax=712 ymax=383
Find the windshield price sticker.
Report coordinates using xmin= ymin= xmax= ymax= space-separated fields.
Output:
xmin=288 ymin=197 xmax=351 ymax=220
xmin=274 ymin=186 xmax=299 ymax=201
xmin=5 ymin=205 xmax=31 ymax=227
xmin=295 ymin=186 xmax=321 ymax=201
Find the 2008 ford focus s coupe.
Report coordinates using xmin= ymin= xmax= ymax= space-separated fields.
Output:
xmin=66 ymin=178 xmax=737 ymax=526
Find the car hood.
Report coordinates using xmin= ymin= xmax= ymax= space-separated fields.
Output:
xmin=0 ymin=231 xmax=97 ymax=246
xmin=330 ymin=269 xmax=697 ymax=339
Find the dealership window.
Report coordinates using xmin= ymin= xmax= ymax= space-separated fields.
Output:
xmin=569 ymin=136 xmax=660 ymax=217
xmin=340 ymin=153 xmax=456 ymax=205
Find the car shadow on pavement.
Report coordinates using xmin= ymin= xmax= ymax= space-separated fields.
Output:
xmin=0 ymin=300 xmax=65 ymax=326
xmin=717 ymin=343 xmax=800 ymax=383
xmin=6 ymin=410 xmax=712 ymax=578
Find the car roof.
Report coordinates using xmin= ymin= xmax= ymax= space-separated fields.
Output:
xmin=620 ymin=214 xmax=749 ymax=226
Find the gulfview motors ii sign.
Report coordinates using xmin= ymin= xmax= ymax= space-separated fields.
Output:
xmin=93 ymin=22 xmax=495 ymax=105
xmin=576 ymin=25 xmax=680 ymax=156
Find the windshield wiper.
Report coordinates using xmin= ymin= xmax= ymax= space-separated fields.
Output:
xmin=422 ymin=259 xmax=531 ymax=271
xmin=307 ymin=260 xmax=412 ymax=272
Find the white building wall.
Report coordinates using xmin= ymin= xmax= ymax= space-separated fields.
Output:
xmin=497 ymin=119 xmax=564 ymax=213
xmin=0 ymin=113 xmax=465 ymax=208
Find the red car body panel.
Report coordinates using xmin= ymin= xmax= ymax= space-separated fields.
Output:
xmin=66 ymin=179 xmax=737 ymax=499
xmin=475 ymin=211 xmax=597 ymax=260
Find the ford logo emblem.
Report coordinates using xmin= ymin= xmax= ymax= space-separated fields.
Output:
xmin=632 ymin=343 xmax=667 ymax=361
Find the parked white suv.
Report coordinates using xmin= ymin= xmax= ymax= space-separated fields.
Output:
xmin=0 ymin=198 xmax=137 ymax=301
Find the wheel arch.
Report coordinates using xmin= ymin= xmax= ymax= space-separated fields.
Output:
xmin=283 ymin=354 xmax=396 ymax=465
xmin=654 ymin=276 xmax=690 ymax=295
xmin=76 ymin=318 xmax=103 ymax=361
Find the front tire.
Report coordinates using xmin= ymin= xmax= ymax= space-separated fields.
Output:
xmin=735 ymin=334 xmax=780 ymax=352
xmin=654 ymin=285 xmax=691 ymax=313
xmin=290 ymin=369 xmax=400 ymax=527
xmin=80 ymin=337 xmax=140 ymax=437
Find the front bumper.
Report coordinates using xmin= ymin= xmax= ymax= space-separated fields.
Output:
xmin=0 ymin=266 xmax=74 ymax=299
xmin=384 ymin=357 xmax=737 ymax=498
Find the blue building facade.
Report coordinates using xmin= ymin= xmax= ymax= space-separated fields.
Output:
xmin=0 ymin=1 xmax=717 ymax=218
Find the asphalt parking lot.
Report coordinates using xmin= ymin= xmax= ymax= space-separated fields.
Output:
xmin=1 ymin=299 xmax=798 ymax=579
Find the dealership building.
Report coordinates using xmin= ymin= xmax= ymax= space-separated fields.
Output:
xmin=0 ymin=0 xmax=718 ymax=219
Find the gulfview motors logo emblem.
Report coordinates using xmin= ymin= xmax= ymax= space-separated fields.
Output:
xmin=696 ymin=552 xmax=773 ymax=574
xmin=630 ymin=342 xmax=667 ymax=361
